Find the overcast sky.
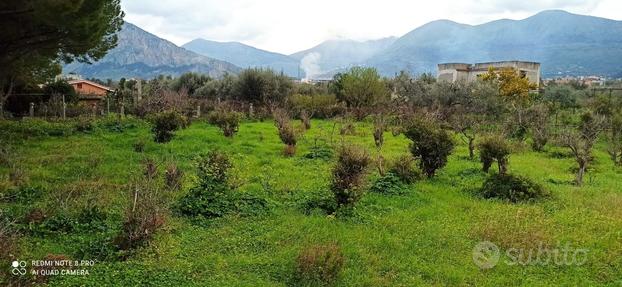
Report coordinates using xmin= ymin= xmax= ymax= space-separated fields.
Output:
xmin=122 ymin=0 xmax=622 ymax=55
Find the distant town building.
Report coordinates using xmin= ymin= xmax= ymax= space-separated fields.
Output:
xmin=68 ymin=79 xmax=114 ymax=105
xmin=437 ymin=61 xmax=541 ymax=87
xmin=544 ymin=75 xmax=606 ymax=87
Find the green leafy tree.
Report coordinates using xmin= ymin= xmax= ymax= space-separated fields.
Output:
xmin=235 ymin=69 xmax=292 ymax=110
xmin=43 ymin=80 xmax=78 ymax=103
xmin=335 ymin=67 xmax=389 ymax=110
xmin=0 ymin=0 xmax=124 ymax=103
xmin=404 ymin=119 xmax=454 ymax=178
xmin=171 ymin=72 xmax=211 ymax=96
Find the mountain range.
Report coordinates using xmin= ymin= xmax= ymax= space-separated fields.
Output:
xmin=182 ymin=39 xmax=301 ymax=77
xmin=64 ymin=23 xmax=240 ymax=80
xmin=367 ymin=10 xmax=622 ymax=78
xmin=64 ymin=10 xmax=622 ymax=80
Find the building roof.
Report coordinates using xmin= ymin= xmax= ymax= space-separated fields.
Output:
xmin=68 ymin=79 xmax=114 ymax=92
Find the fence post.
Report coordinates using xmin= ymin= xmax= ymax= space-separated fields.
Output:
xmin=29 ymin=102 xmax=34 ymax=117
xmin=120 ymin=103 xmax=125 ymax=118
xmin=249 ymin=103 xmax=254 ymax=118
xmin=106 ymin=97 xmax=110 ymax=115
xmin=196 ymin=104 xmax=201 ymax=118
xmin=62 ymin=95 xmax=66 ymax=120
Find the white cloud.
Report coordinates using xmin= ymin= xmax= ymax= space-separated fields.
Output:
xmin=121 ymin=0 xmax=622 ymax=54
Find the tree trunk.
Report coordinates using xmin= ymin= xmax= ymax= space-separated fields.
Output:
xmin=468 ymin=138 xmax=475 ymax=160
xmin=576 ymin=162 xmax=586 ymax=186
xmin=498 ymin=158 xmax=508 ymax=175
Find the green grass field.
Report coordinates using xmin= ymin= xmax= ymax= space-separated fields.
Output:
xmin=1 ymin=117 xmax=621 ymax=286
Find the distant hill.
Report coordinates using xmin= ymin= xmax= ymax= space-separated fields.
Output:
xmin=63 ymin=23 xmax=240 ymax=80
xmin=290 ymin=37 xmax=397 ymax=77
xmin=366 ymin=10 xmax=622 ymax=78
xmin=183 ymin=39 xmax=301 ymax=77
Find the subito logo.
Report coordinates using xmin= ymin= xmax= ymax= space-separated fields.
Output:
xmin=11 ymin=260 xmax=27 ymax=276
xmin=472 ymin=241 xmax=500 ymax=270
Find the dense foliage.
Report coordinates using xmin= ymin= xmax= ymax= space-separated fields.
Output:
xmin=404 ymin=119 xmax=454 ymax=178
xmin=149 ymin=111 xmax=188 ymax=143
xmin=480 ymin=173 xmax=549 ymax=203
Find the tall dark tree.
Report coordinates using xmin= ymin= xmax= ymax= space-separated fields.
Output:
xmin=0 ymin=0 xmax=124 ymax=105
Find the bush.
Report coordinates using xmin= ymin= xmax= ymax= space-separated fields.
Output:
xmin=114 ymin=178 xmax=167 ymax=252
xmin=404 ymin=119 xmax=454 ymax=178
xmin=527 ymin=104 xmax=551 ymax=152
xmin=165 ymin=163 xmax=184 ymax=191
xmin=2 ymin=186 xmax=44 ymax=204
xmin=331 ymin=145 xmax=370 ymax=207
xmin=74 ymin=116 xmax=95 ymax=133
xmin=373 ymin=116 xmax=386 ymax=150
xmin=480 ymin=173 xmax=549 ymax=203
xmin=478 ymin=135 xmax=511 ymax=174
xmin=133 ymin=139 xmax=145 ymax=153
xmin=288 ymin=94 xmax=342 ymax=119
xmin=274 ymin=110 xmax=297 ymax=156
xmin=303 ymin=145 xmax=334 ymax=161
xmin=370 ymin=173 xmax=407 ymax=195
xmin=0 ymin=118 xmax=74 ymax=138
xmin=300 ymin=110 xmax=311 ymax=130
xmin=149 ymin=111 xmax=188 ymax=143
xmin=208 ymin=109 xmax=241 ymax=137
xmin=388 ymin=155 xmax=420 ymax=184
xmin=295 ymin=243 xmax=345 ymax=286
xmin=177 ymin=151 xmax=267 ymax=218
xmin=114 ymin=162 xmax=169 ymax=253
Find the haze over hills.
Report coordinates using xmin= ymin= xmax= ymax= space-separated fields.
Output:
xmin=290 ymin=37 xmax=397 ymax=78
xmin=183 ymin=39 xmax=301 ymax=77
xmin=366 ymin=10 xmax=622 ymax=78
xmin=64 ymin=23 xmax=240 ymax=80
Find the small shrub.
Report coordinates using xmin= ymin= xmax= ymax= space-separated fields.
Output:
xmin=274 ymin=110 xmax=297 ymax=156
xmin=75 ymin=235 xmax=118 ymax=261
xmin=478 ymin=135 xmax=511 ymax=174
xmin=177 ymin=152 xmax=267 ymax=218
xmin=24 ymin=208 xmax=47 ymax=225
xmin=339 ymin=121 xmax=355 ymax=136
xmin=165 ymin=163 xmax=184 ymax=191
xmin=404 ymin=119 xmax=454 ymax=178
xmin=150 ymin=111 xmax=188 ymax=143
xmin=177 ymin=151 xmax=233 ymax=218
xmin=143 ymin=158 xmax=158 ymax=180
xmin=2 ymin=186 xmax=43 ymax=204
xmin=331 ymin=145 xmax=370 ymax=207
xmin=75 ymin=204 xmax=108 ymax=232
xmin=74 ymin=116 xmax=94 ymax=133
xmin=300 ymin=110 xmax=311 ymax=130
xmin=303 ymin=145 xmax=334 ymax=161
xmin=133 ymin=139 xmax=145 ymax=153
xmin=370 ymin=173 xmax=407 ymax=195
xmin=295 ymin=243 xmax=345 ymax=286
xmin=480 ymin=173 xmax=549 ymax=203
xmin=208 ymin=109 xmax=241 ymax=137
xmin=388 ymin=155 xmax=420 ymax=184
xmin=527 ymin=104 xmax=551 ymax=152
xmin=299 ymin=189 xmax=338 ymax=215
xmin=114 ymin=179 xmax=167 ymax=252
xmin=34 ymin=213 xmax=75 ymax=234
